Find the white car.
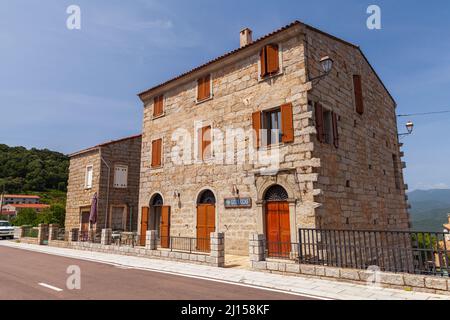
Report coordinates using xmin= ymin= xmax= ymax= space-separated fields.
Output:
xmin=0 ymin=221 xmax=15 ymax=239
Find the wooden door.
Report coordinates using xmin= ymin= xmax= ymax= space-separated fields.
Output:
xmin=81 ymin=211 xmax=90 ymax=232
xmin=140 ymin=207 xmax=149 ymax=246
xmin=197 ymin=204 xmax=215 ymax=252
xmin=266 ymin=201 xmax=291 ymax=258
xmin=160 ymin=206 xmax=170 ymax=248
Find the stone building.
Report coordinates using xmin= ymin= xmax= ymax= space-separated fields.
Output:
xmin=65 ymin=135 xmax=142 ymax=233
xmin=136 ymin=21 xmax=409 ymax=255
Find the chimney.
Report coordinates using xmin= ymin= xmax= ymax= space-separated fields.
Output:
xmin=240 ymin=28 xmax=253 ymax=48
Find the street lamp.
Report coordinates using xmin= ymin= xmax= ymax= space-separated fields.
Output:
xmin=399 ymin=121 xmax=414 ymax=137
xmin=310 ymin=56 xmax=334 ymax=81
xmin=406 ymin=121 xmax=414 ymax=134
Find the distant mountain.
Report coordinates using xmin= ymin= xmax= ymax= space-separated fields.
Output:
xmin=408 ymin=189 xmax=450 ymax=232
xmin=0 ymin=144 xmax=69 ymax=193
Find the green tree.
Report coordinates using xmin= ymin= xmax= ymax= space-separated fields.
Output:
xmin=36 ymin=204 xmax=66 ymax=227
xmin=11 ymin=208 xmax=38 ymax=226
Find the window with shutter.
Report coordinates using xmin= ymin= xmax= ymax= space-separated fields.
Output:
xmin=153 ymin=95 xmax=164 ymax=117
xmin=315 ymin=102 xmax=339 ymax=148
xmin=198 ymin=125 xmax=212 ymax=160
xmin=151 ymin=139 xmax=162 ymax=167
xmin=353 ymin=75 xmax=364 ymax=115
xmin=197 ymin=75 xmax=211 ymax=102
xmin=85 ymin=165 xmax=93 ymax=189
xmin=255 ymin=104 xmax=293 ymax=147
xmin=114 ymin=165 xmax=128 ymax=188
xmin=260 ymin=44 xmax=280 ymax=78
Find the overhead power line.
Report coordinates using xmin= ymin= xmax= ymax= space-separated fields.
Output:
xmin=398 ymin=110 xmax=450 ymax=117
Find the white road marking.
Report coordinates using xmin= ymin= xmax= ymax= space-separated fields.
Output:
xmin=38 ymin=283 xmax=63 ymax=292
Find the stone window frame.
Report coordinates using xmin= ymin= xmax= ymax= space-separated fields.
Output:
xmin=257 ymin=42 xmax=284 ymax=82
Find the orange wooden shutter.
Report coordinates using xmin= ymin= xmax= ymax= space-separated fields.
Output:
xmin=332 ymin=112 xmax=339 ymax=148
xmin=252 ymin=111 xmax=262 ymax=148
xmin=151 ymin=139 xmax=162 ymax=167
xmin=140 ymin=207 xmax=149 ymax=246
xmin=281 ymin=103 xmax=294 ymax=143
xmin=201 ymin=125 xmax=211 ymax=160
xmin=266 ymin=44 xmax=279 ymax=75
xmin=153 ymin=95 xmax=163 ymax=117
xmin=260 ymin=46 xmax=267 ymax=77
xmin=197 ymin=77 xmax=204 ymax=101
xmin=160 ymin=206 xmax=170 ymax=248
xmin=203 ymin=74 xmax=210 ymax=99
xmin=197 ymin=75 xmax=210 ymax=101
xmin=353 ymin=75 xmax=364 ymax=115
xmin=315 ymin=103 xmax=324 ymax=143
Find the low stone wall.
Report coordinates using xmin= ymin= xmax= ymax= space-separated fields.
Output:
xmin=49 ymin=241 xmax=220 ymax=267
xmin=46 ymin=229 xmax=225 ymax=268
xmin=249 ymin=233 xmax=450 ymax=296
xmin=19 ymin=237 xmax=39 ymax=245
xmin=252 ymin=260 xmax=450 ymax=295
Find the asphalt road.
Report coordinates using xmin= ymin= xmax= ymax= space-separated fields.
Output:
xmin=0 ymin=245 xmax=316 ymax=300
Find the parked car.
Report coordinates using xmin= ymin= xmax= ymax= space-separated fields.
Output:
xmin=0 ymin=220 xmax=15 ymax=239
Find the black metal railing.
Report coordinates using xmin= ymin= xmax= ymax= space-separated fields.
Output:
xmin=78 ymin=230 xmax=101 ymax=243
xmin=23 ymin=227 xmax=38 ymax=238
xmin=159 ymin=236 xmax=210 ymax=253
xmin=111 ymin=231 xmax=139 ymax=247
xmin=266 ymin=241 xmax=298 ymax=260
xmin=55 ymin=229 xmax=68 ymax=241
xmin=298 ymin=228 xmax=450 ymax=277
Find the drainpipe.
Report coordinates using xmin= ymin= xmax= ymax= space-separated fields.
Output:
xmin=100 ymin=151 xmax=111 ymax=230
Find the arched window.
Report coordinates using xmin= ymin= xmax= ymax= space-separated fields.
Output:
xmin=150 ymin=193 xmax=163 ymax=206
xmin=197 ymin=190 xmax=216 ymax=204
xmin=264 ymin=185 xmax=288 ymax=201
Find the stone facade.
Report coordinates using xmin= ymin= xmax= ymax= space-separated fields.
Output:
xmin=305 ymin=28 xmax=409 ymax=230
xmin=135 ymin=21 xmax=408 ymax=255
xmin=65 ymin=135 xmax=142 ymax=233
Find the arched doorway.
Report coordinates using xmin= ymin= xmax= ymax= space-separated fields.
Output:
xmin=264 ymin=184 xmax=291 ymax=258
xmin=149 ymin=193 xmax=170 ymax=248
xmin=197 ymin=189 xmax=216 ymax=252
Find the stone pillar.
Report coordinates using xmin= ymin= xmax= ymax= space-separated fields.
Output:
xmin=249 ymin=233 xmax=266 ymax=262
xmin=69 ymin=228 xmax=79 ymax=242
xmin=17 ymin=226 xmax=26 ymax=238
xmin=210 ymin=232 xmax=225 ymax=267
xmin=48 ymin=224 xmax=59 ymax=241
xmin=145 ymin=230 xmax=157 ymax=250
xmin=37 ymin=223 xmax=49 ymax=245
xmin=101 ymin=228 xmax=112 ymax=245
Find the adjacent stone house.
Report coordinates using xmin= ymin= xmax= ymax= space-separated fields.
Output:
xmin=65 ymin=135 xmax=142 ymax=233
xmin=135 ymin=20 xmax=409 ymax=256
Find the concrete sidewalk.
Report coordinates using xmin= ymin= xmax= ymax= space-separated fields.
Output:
xmin=1 ymin=241 xmax=449 ymax=300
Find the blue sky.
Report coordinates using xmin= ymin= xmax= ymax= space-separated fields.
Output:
xmin=1 ymin=0 xmax=449 ymax=191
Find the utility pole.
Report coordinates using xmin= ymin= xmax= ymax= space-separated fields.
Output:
xmin=0 ymin=184 xmax=5 ymax=218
